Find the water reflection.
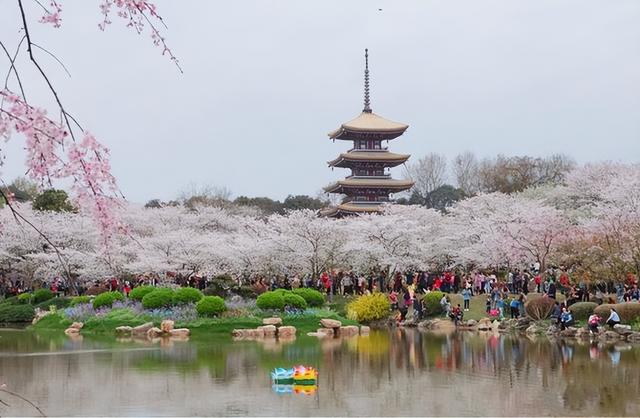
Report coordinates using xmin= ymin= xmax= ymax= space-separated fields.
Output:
xmin=1 ymin=328 xmax=640 ymax=416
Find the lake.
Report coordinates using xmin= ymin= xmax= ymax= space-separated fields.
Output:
xmin=1 ymin=327 xmax=639 ymax=416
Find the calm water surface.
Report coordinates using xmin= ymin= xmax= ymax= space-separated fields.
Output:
xmin=1 ymin=327 xmax=640 ymax=416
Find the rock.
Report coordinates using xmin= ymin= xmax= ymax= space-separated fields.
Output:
xmin=545 ymin=325 xmax=558 ymax=335
xmin=232 ymin=329 xmax=247 ymax=338
xmin=515 ymin=317 xmax=532 ymax=331
xmin=466 ymin=319 xmax=478 ymax=327
xmin=320 ymin=319 xmax=342 ymax=329
xmin=132 ymin=322 xmax=154 ymax=334
xmin=339 ymin=325 xmax=360 ymax=337
xmin=278 ymin=326 xmax=296 ymax=338
xmin=359 ymin=326 xmax=370 ymax=335
xmin=560 ymin=327 xmax=578 ymax=338
xmin=69 ymin=321 xmax=84 ymax=330
xmin=262 ymin=317 xmax=283 ymax=326
xmin=146 ymin=327 xmax=163 ymax=338
xmin=317 ymin=328 xmax=334 ymax=337
xmin=477 ymin=318 xmax=492 ymax=331
xmin=64 ymin=327 xmax=80 ymax=336
xmin=31 ymin=308 xmax=51 ymax=325
xmin=259 ymin=325 xmax=277 ymax=338
xmin=160 ymin=320 xmax=174 ymax=333
xmin=253 ymin=327 xmax=265 ymax=338
xmin=613 ymin=324 xmax=633 ymax=336
xmin=600 ymin=330 xmax=623 ymax=341
xmin=626 ymin=332 xmax=640 ymax=342
xmin=525 ymin=325 xmax=539 ymax=335
xmin=307 ymin=332 xmax=324 ymax=338
xmin=115 ymin=326 xmax=133 ymax=335
xmin=575 ymin=327 xmax=591 ymax=339
xmin=170 ymin=328 xmax=190 ymax=338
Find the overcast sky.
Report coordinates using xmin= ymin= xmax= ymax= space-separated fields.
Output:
xmin=1 ymin=0 xmax=639 ymax=203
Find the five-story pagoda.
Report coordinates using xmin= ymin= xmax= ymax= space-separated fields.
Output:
xmin=322 ymin=49 xmax=414 ymax=217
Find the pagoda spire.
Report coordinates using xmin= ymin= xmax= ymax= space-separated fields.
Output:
xmin=363 ymin=48 xmax=372 ymax=113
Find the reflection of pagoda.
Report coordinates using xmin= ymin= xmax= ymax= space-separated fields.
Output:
xmin=322 ymin=49 xmax=414 ymax=217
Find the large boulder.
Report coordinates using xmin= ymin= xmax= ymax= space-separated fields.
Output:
xmin=320 ymin=318 xmax=342 ymax=329
xmin=262 ymin=317 xmax=283 ymax=326
xmin=317 ymin=328 xmax=334 ymax=337
xmin=359 ymin=325 xmax=370 ymax=335
xmin=115 ymin=326 xmax=133 ymax=335
xmin=340 ymin=325 xmax=360 ymax=337
xmin=160 ymin=320 xmax=175 ymax=333
xmin=575 ymin=327 xmax=591 ymax=339
xmin=600 ymin=330 xmax=623 ymax=341
xmin=147 ymin=327 xmax=163 ymax=339
xmin=477 ymin=318 xmax=492 ymax=331
xmin=259 ymin=325 xmax=277 ymax=338
xmin=69 ymin=322 xmax=84 ymax=330
xmin=170 ymin=328 xmax=190 ymax=338
xmin=626 ymin=332 xmax=640 ymax=342
xmin=559 ymin=327 xmax=578 ymax=338
xmin=465 ymin=319 xmax=478 ymax=327
xmin=132 ymin=322 xmax=154 ymax=334
xmin=64 ymin=327 xmax=80 ymax=336
xmin=515 ymin=317 xmax=532 ymax=331
xmin=613 ymin=324 xmax=633 ymax=336
xmin=278 ymin=326 xmax=296 ymax=338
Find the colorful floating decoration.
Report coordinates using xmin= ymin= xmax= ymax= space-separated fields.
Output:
xmin=270 ymin=365 xmax=318 ymax=394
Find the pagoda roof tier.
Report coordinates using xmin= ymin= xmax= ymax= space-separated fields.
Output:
xmin=323 ymin=178 xmax=414 ymax=194
xmin=328 ymin=151 xmax=410 ymax=168
xmin=328 ymin=111 xmax=409 ymax=140
xmin=320 ymin=202 xmax=383 ymax=217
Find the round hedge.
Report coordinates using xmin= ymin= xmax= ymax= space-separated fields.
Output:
xmin=141 ymin=288 xmax=175 ymax=309
xmin=93 ymin=291 xmax=124 ymax=309
xmin=293 ymin=288 xmax=325 ymax=307
xmin=256 ymin=291 xmax=285 ymax=310
xmin=283 ymin=293 xmax=307 ymax=309
xmin=346 ymin=292 xmax=390 ymax=322
xmin=129 ymin=285 xmax=156 ymax=302
xmin=525 ymin=297 xmax=555 ymax=320
xmin=423 ymin=291 xmax=445 ymax=316
xmin=568 ymin=302 xmax=598 ymax=320
xmin=173 ymin=287 xmax=204 ymax=305
xmin=33 ymin=288 xmax=54 ymax=304
xmin=70 ymin=296 xmax=91 ymax=306
xmin=0 ymin=303 xmax=35 ymax=323
xmin=196 ymin=296 xmax=226 ymax=317
xmin=17 ymin=293 xmax=32 ymax=304
xmin=594 ymin=302 xmax=640 ymax=323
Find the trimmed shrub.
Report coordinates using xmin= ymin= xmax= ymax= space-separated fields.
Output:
xmin=129 ymin=285 xmax=156 ymax=302
xmin=34 ymin=297 xmax=70 ymax=310
xmin=17 ymin=293 xmax=32 ymax=304
xmin=569 ymin=302 xmax=598 ymax=320
xmin=283 ymin=293 xmax=307 ymax=309
xmin=32 ymin=288 xmax=54 ymax=304
xmin=0 ymin=303 xmax=35 ymax=322
xmin=346 ymin=293 xmax=390 ymax=322
xmin=525 ymin=297 xmax=555 ymax=320
xmin=293 ymin=288 xmax=325 ymax=307
xmin=173 ymin=287 xmax=204 ymax=305
xmin=141 ymin=288 xmax=175 ymax=309
xmin=423 ymin=291 xmax=445 ymax=316
xmin=256 ymin=291 xmax=285 ymax=310
xmin=594 ymin=303 xmax=640 ymax=323
xmin=196 ymin=296 xmax=226 ymax=317
xmin=203 ymin=274 xmax=235 ymax=297
xmin=70 ymin=296 xmax=91 ymax=306
xmin=93 ymin=291 xmax=124 ymax=309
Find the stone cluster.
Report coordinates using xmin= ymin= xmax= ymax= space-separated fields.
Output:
xmin=114 ymin=320 xmax=190 ymax=340
xmin=232 ymin=317 xmax=296 ymax=340
xmin=306 ymin=318 xmax=370 ymax=338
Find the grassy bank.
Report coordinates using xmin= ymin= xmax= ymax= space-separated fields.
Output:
xmin=31 ymin=308 xmax=358 ymax=336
